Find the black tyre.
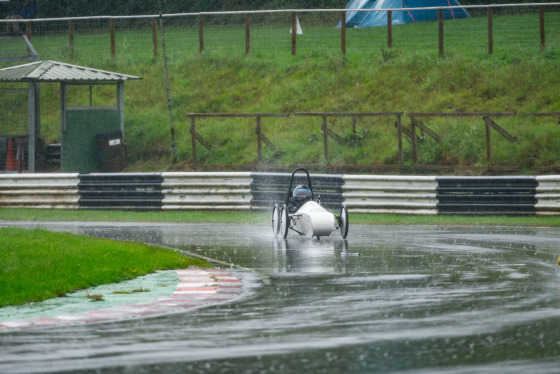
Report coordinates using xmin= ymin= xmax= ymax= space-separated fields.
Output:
xmin=272 ymin=204 xmax=280 ymax=237
xmin=340 ymin=204 xmax=349 ymax=239
xmin=280 ymin=204 xmax=289 ymax=239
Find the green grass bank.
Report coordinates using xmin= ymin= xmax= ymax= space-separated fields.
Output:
xmin=0 ymin=227 xmax=210 ymax=307
xmin=19 ymin=13 xmax=559 ymax=174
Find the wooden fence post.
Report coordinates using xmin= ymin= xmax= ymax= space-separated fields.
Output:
xmin=484 ymin=116 xmax=492 ymax=168
xmin=322 ymin=116 xmax=329 ymax=162
xmin=341 ymin=11 xmax=346 ymax=55
xmin=411 ymin=117 xmax=417 ymax=164
xmin=396 ymin=113 xmax=403 ymax=167
xmin=199 ymin=14 xmax=204 ymax=54
xmin=488 ymin=7 xmax=493 ymax=55
xmin=69 ymin=21 xmax=74 ymax=57
xmin=540 ymin=6 xmax=545 ymax=51
xmin=245 ymin=14 xmax=251 ymax=54
xmin=256 ymin=116 xmax=262 ymax=161
xmin=291 ymin=12 xmax=297 ymax=55
xmin=387 ymin=10 xmax=392 ymax=48
xmin=110 ymin=19 xmax=116 ymax=56
xmin=152 ymin=18 xmax=158 ymax=57
xmin=190 ymin=116 xmax=197 ymax=165
xmin=438 ymin=9 xmax=444 ymax=56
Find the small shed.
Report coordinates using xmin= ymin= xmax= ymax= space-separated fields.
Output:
xmin=0 ymin=60 xmax=141 ymax=173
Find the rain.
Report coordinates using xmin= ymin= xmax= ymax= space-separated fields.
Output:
xmin=1 ymin=221 xmax=560 ymax=373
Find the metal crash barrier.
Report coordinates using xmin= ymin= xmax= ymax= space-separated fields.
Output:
xmin=342 ymin=175 xmax=438 ymax=215
xmin=436 ymin=176 xmax=537 ymax=215
xmin=78 ymin=173 xmax=163 ymax=210
xmin=0 ymin=173 xmax=79 ymax=209
xmin=162 ymin=172 xmax=252 ymax=210
xmin=535 ymin=176 xmax=560 ymax=216
xmin=3 ymin=172 xmax=560 ymax=215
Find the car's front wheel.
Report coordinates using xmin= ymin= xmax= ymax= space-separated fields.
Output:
xmin=280 ymin=204 xmax=289 ymax=239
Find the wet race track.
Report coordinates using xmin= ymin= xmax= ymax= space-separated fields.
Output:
xmin=2 ymin=221 xmax=560 ymax=373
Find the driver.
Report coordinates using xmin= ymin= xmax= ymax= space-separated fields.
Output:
xmin=292 ymin=184 xmax=312 ymax=212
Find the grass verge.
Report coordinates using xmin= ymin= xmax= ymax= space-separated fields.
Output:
xmin=0 ymin=208 xmax=268 ymax=224
xmin=0 ymin=227 xmax=210 ymax=307
xmin=2 ymin=208 xmax=560 ymax=227
xmin=352 ymin=213 xmax=560 ymax=227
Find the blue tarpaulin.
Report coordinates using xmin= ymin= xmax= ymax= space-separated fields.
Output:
xmin=341 ymin=0 xmax=470 ymax=28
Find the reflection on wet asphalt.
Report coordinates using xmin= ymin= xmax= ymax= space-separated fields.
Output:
xmin=1 ymin=221 xmax=560 ymax=373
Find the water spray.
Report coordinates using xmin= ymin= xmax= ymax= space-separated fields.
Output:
xmin=159 ymin=0 xmax=179 ymax=160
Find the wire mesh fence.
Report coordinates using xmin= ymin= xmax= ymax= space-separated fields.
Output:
xmin=0 ymin=85 xmax=29 ymax=172
xmin=0 ymin=86 xmax=28 ymax=137
xmin=0 ymin=4 xmax=558 ymax=61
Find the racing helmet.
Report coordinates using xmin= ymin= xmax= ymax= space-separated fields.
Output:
xmin=293 ymin=185 xmax=312 ymax=199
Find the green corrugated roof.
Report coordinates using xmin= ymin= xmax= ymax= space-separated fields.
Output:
xmin=0 ymin=60 xmax=141 ymax=82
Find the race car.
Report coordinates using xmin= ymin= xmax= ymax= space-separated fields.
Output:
xmin=271 ymin=168 xmax=349 ymax=239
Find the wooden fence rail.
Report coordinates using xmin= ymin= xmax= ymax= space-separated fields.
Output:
xmin=294 ymin=112 xmax=403 ymax=164
xmin=406 ymin=112 xmax=517 ymax=169
xmin=185 ymin=111 xmax=557 ymax=172
xmin=186 ymin=113 xmax=289 ymax=165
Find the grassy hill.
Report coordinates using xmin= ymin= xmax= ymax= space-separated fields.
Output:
xmin=18 ymin=12 xmax=560 ymax=174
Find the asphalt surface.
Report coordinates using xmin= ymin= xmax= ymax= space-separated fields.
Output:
xmin=1 ymin=221 xmax=560 ymax=373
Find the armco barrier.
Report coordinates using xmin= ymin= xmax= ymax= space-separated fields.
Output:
xmin=162 ymin=172 xmax=252 ymax=210
xmin=2 ymin=172 xmax=560 ymax=215
xmin=342 ymin=175 xmax=438 ymax=214
xmin=78 ymin=173 xmax=164 ymax=210
xmin=436 ymin=176 xmax=537 ymax=215
xmin=0 ymin=173 xmax=80 ymax=209
xmin=535 ymin=176 xmax=560 ymax=216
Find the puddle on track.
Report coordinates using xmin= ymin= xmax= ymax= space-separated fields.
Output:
xmin=1 ymin=222 xmax=560 ymax=373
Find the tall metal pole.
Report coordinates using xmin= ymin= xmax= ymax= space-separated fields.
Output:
xmin=159 ymin=0 xmax=178 ymax=158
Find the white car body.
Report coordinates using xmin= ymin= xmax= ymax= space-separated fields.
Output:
xmin=291 ymin=201 xmax=337 ymax=237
